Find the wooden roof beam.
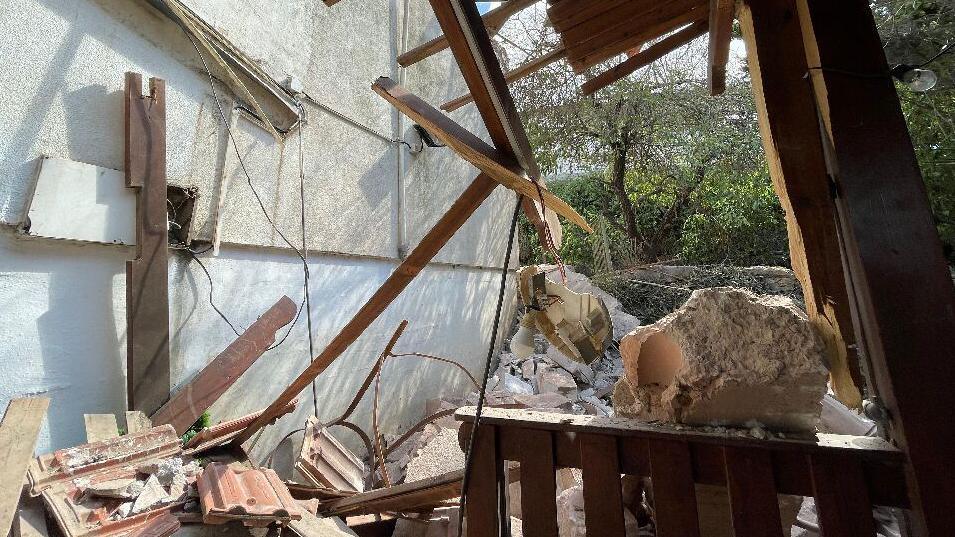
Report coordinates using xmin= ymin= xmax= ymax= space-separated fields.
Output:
xmin=548 ymin=0 xmax=629 ymax=34
xmin=397 ymin=0 xmax=538 ymax=67
xmin=568 ymin=0 xmax=708 ymax=72
xmin=581 ymin=20 xmax=708 ymax=96
xmin=426 ymin=0 xmax=560 ymax=249
xmin=374 ymin=77 xmax=590 ymax=232
xmin=708 ymin=0 xmax=736 ymax=95
xmin=441 ymin=45 xmax=567 ymax=112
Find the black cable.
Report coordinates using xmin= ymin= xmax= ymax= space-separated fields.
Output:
xmin=296 ymin=101 xmax=320 ymax=418
xmin=172 ymin=10 xmax=314 ymax=355
xmin=918 ymin=41 xmax=955 ymax=68
xmin=174 ymin=16 xmax=308 ymax=264
xmin=457 ymin=194 xmax=523 ymax=537
xmin=185 ymin=248 xmax=242 ymax=337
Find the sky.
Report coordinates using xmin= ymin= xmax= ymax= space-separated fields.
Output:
xmin=477 ymin=2 xmax=496 ymax=14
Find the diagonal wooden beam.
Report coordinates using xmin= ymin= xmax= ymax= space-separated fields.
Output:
xmin=397 ymin=0 xmax=538 ymax=67
xmin=580 ymin=19 xmax=709 ymax=95
xmin=374 ymin=77 xmax=591 ymax=232
xmin=708 ymin=0 xmax=736 ymax=95
xmin=427 ymin=0 xmax=558 ymax=248
xmin=230 ymin=172 xmax=501 ymax=446
xmin=442 ymin=45 xmax=567 ymax=112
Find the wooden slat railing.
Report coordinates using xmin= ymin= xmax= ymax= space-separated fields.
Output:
xmin=457 ymin=407 xmax=908 ymax=537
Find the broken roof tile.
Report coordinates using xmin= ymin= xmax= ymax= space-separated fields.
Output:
xmin=295 ymin=418 xmax=364 ymax=493
xmin=197 ymin=463 xmax=301 ymax=526
xmin=29 ymin=425 xmax=181 ymax=495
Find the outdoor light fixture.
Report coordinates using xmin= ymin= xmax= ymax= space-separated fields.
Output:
xmin=891 ymin=64 xmax=938 ymax=92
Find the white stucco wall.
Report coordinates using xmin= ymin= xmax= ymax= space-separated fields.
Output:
xmin=0 ymin=0 xmax=519 ymax=459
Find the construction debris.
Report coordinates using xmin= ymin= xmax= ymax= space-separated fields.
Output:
xmin=510 ymin=265 xmax=613 ymax=364
xmin=197 ymin=463 xmax=301 ymax=527
xmin=0 ymin=399 xmax=50 ymax=537
xmin=296 ymin=418 xmax=365 ymax=493
xmin=613 ymin=287 xmax=828 ymax=432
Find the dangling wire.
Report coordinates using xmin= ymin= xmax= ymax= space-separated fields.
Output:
xmin=457 ymin=194 xmax=523 ymax=536
xmin=530 ymin=178 xmax=567 ymax=284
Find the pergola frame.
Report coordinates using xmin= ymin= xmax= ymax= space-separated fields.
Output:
xmin=229 ymin=1 xmax=955 ymax=534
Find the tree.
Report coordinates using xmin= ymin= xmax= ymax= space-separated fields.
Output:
xmin=502 ymin=7 xmax=785 ymax=271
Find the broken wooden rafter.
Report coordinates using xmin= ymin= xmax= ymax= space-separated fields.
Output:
xmin=708 ymin=0 xmax=736 ymax=95
xmin=580 ymin=19 xmax=709 ymax=96
xmin=125 ymin=72 xmax=170 ymax=417
xmin=737 ymin=0 xmax=862 ymax=407
xmin=183 ymin=399 xmax=298 ymax=454
xmin=320 ymin=469 xmax=464 ymax=517
xmin=231 ymin=2 xmax=591 ymax=447
xmin=426 ymin=0 xmax=561 ymax=249
xmin=0 ymin=398 xmax=49 ymax=537
xmin=397 ymin=0 xmax=538 ymax=67
xmin=373 ymin=77 xmax=591 ymax=232
xmin=567 ymin=0 xmax=708 ymax=72
xmin=151 ymin=295 xmax=296 ymax=435
xmin=442 ymin=45 xmax=568 ymax=112
xmin=797 ymin=0 xmax=955 ymax=531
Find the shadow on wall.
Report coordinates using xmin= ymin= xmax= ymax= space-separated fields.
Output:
xmin=0 ymin=231 xmax=127 ymax=451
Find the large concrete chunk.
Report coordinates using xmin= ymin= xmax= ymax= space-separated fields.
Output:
xmin=613 ymin=287 xmax=827 ymax=432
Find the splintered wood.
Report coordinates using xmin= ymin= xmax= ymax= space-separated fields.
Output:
xmin=0 ymin=398 xmax=49 ymax=537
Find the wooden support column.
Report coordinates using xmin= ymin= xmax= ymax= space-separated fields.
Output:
xmin=795 ymin=0 xmax=955 ymax=533
xmin=125 ymin=72 xmax=170 ymax=416
xmin=738 ymin=0 xmax=863 ymax=407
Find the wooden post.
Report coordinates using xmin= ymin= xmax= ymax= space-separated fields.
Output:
xmin=795 ymin=0 xmax=955 ymax=533
xmin=738 ymin=0 xmax=863 ymax=407
xmin=125 ymin=72 xmax=170 ymax=416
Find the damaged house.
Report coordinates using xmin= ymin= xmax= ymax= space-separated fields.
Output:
xmin=1 ymin=1 xmax=954 ymax=537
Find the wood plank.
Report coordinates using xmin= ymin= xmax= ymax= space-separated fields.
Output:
xmin=739 ymin=0 xmax=862 ymax=408
xmin=519 ymin=429 xmax=558 ymax=537
xmin=151 ymin=295 xmax=297 ymax=434
xmin=809 ymin=453 xmax=876 ymax=537
xmin=548 ymin=0 xmax=629 ymax=34
xmin=230 ymin=173 xmax=501 ymax=446
xmin=581 ymin=19 xmax=708 ymax=95
xmin=470 ymin=412 xmax=909 ymax=508
xmin=321 ymin=469 xmax=463 ymax=517
xmin=464 ymin=426 xmax=499 ymax=537
xmin=397 ymin=0 xmax=537 ymax=67
xmin=124 ymin=411 xmax=152 ymax=434
xmin=795 ymin=0 xmax=955 ymax=533
xmin=648 ymin=440 xmax=700 ymax=537
xmin=372 ymin=77 xmax=591 ymax=232
xmin=707 ymin=0 xmax=735 ymax=95
xmin=442 ymin=46 xmax=568 ymax=112
xmin=722 ymin=446 xmax=783 ymax=537
xmin=426 ymin=0 xmax=557 ymax=245
xmin=566 ymin=0 xmax=707 ymax=72
xmin=83 ymin=414 xmax=119 ymax=443
xmin=124 ymin=72 xmax=170 ymax=416
xmin=0 ymin=398 xmax=49 ymax=537
xmin=579 ymin=434 xmax=625 ymax=537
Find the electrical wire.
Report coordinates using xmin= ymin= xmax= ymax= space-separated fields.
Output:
xmin=297 ymin=101 xmax=320 ymax=418
xmin=174 ymin=17 xmax=318 ymax=362
xmin=456 ymin=194 xmax=523 ymax=537
xmin=185 ymin=249 xmax=242 ymax=337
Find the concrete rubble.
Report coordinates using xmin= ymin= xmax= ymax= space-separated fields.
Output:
xmin=613 ymin=287 xmax=828 ymax=432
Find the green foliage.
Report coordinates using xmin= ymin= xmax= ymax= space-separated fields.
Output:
xmin=507 ymin=3 xmax=954 ymax=272
xmin=180 ymin=411 xmax=211 ymax=444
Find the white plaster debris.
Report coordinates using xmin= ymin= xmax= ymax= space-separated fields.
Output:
xmin=130 ymin=475 xmax=167 ymax=514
